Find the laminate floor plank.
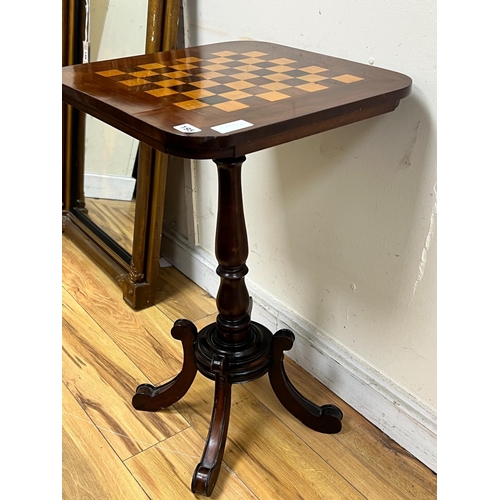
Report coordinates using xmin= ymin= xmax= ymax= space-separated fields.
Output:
xmin=62 ymin=287 xmax=189 ymax=460
xmin=61 ymin=233 xmax=437 ymax=499
xmin=155 ymin=265 xmax=218 ymax=323
xmin=63 ymin=236 xmax=183 ymax=384
xmin=125 ymin=427 xmax=258 ymax=500
xmin=195 ymin=313 xmax=218 ymax=331
xmin=62 ymin=383 xmax=149 ymax=500
xmin=244 ymin=359 xmax=437 ymax=500
xmin=173 ymin=373 xmax=366 ymax=500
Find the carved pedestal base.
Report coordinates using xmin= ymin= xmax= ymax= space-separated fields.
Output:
xmin=132 ymin=319 xmax=342 ymax=496
xmin=133 ymin=156 xmax=342 ymax=496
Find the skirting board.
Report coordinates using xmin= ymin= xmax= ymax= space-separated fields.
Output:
xmin=84 ymin=172 xmax=136 ymax=201
xmin=160 ymin=229 xmax=437 ymax=473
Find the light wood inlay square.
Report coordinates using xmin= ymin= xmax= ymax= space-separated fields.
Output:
xmin=119 ymin=78 xmax=150 ymax=86
xmin=267 ymin=65 xmax=295 ymax=73
xmin=296 ymin=82 xmax=329 ymax=92
xmin=146 ymin=87 xmax=178 ymax=97
xmin=182 ymin=89 xmax=216 ymax=99
xmin=263 ymin=73 xmax=293 ymax=82
xmin=230 ymin=72 xmax=260 ymax=81
xmin=241 ymin=51 xmax=268 ymax=57
xmin=212 ymin=51 xmax=238 ymax=57
xmin=96 ymin=69 xmax=126 ymax=77
xmin=269 ymin=58 xmax=297 ymax=65
xmin=154 ymin=79 xmax=185 ymax=88
xmin=257 ymin=91 xmax=291 ymax=102
xmin=174 ymin=100 xmax=209 ymax=110
xmin=169 ymin=63 xmax=197 ymax=71
xmin=237 ymin=57 xmax=266 ymax=64
xmin=300 ymin=65 xmax=329 ymax=73
xmin=213 ymin=100 xmax=249 ymax=112
xmin=224 ymin=81 xmax=256 ymax=90
xmin=234 ymin=65 xmax=262 ymax=72
xmin=175 ymin=57 xmax=203 ymax=63
xmin=207 ymin=57 xmax=234 ymax=64
xmin=333 ymin=74 xmax=364 ymax=83
xmin=137 ymin=63 xmax=168 ymax=70
xmin=164 ymin=71 xmax=190 ymax=78
xmin=130 ymin=70 xmax=159 ymax=78
xmin=219 ymin=90 xmax=253 ymax=100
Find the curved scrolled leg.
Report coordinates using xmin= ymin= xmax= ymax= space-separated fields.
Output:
xmin=191 ymin=357 xmax=232 ymax=496
xmin=268 ymin=329 xmax=343 ymax=434
xmin=132 ymin=319 xmax=198 ymax=412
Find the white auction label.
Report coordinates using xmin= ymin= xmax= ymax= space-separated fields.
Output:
xmin=173 ymin=123 xmax=202 ymax=134
xmin=211 ymin=120 xmax=254 ymax=134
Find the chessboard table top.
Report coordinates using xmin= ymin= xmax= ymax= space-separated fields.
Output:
xmin=62 ymin=40 xmax=411 ymax=159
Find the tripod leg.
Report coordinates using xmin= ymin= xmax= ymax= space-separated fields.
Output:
xmin=132 ymin=319 xmax=198 ymax=412
xmin=191 ymin=357 xmax=232 ymax=496
xmin=268 ymin=329 xmax=343 ymax=433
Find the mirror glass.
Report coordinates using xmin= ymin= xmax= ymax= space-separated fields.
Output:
xmin=81 ymin=0 xmax=149 ymax=257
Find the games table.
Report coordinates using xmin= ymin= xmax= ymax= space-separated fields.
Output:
xmin=62 ymin=40 xmax=412 ymax=496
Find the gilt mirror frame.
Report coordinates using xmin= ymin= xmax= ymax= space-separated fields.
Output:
xmin=62 ymin=0 xmax=182 ymax=309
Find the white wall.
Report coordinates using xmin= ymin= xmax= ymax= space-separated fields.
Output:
xmin=163 ymin=0 xmax=436 ymax=468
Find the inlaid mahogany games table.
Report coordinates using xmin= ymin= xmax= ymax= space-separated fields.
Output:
xmin=62 ymin=41 xmax=412 ymax=496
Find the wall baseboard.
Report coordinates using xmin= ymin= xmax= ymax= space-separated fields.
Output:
xmin=84 ymin=173 xmax=136 ymax=201
xmin=161 ymin=229 xmax=437 ymax=473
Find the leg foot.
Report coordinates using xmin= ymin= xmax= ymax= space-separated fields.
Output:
xmin=132 ymin=319 xmax=198 ymax=411
xmin=191 ymin=357 xmax=232 ymax=496
xmin=268 ymin=329 xmax=342 ymax=433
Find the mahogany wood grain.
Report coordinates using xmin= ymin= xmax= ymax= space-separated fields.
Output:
xmin=132 ymin=319 xmax=198 ymax=411
xmin=214 ymin=157 xmax=251 ymax=341
xmin=194 ymin=157 xmax=273 ymax=384
xmin=268 ymin=329 xmax=342 ymax=433
xmin=62 ymin=41 xmax=411 ymax=159
xmin=191 ymin=357 xmax=232 ymax=496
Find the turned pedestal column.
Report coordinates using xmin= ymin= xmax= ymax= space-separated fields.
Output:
xmin=132 ymin=156 xmax=342 ymax=496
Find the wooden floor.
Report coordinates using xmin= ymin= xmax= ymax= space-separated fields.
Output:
xmin=62 ymin=235 xmax=437 ymax=499
xmin=84 ymin=197 xmax=136 ymax=254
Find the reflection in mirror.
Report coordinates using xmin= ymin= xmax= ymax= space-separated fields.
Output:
xmin=84 ymin=195 xmax=136 ymax=254
xmin=81 ymin=0 xmax=149 ymax=257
